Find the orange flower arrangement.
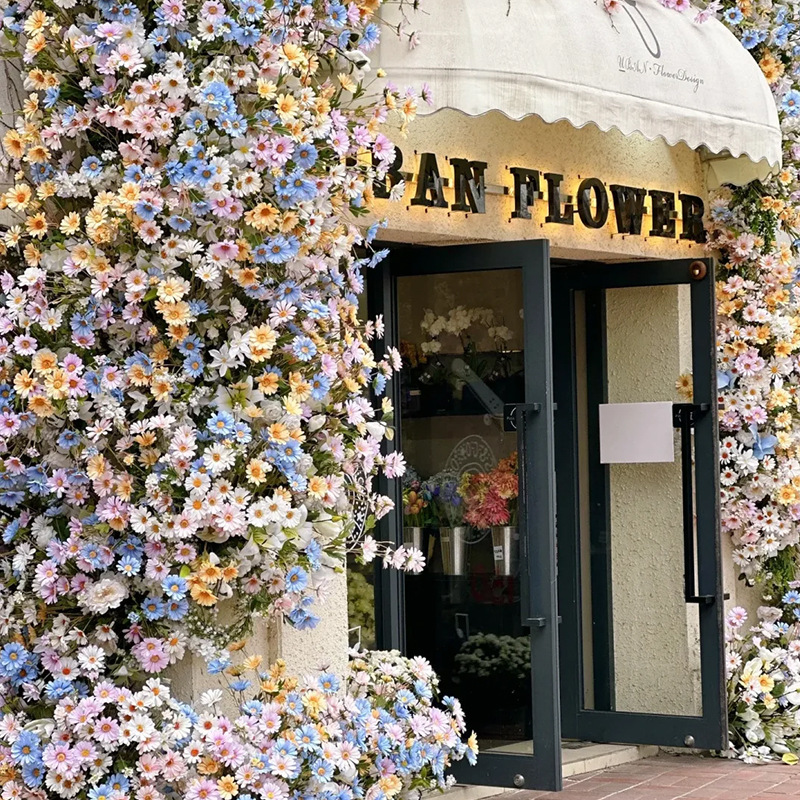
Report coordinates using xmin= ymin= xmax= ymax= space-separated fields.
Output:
xmin=461 ymin=452 xmax=519 ymax=528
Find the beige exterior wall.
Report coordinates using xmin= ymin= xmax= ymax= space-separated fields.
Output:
xmin=603 ymin=285 xmax=701 ymax=715
xmin=279 ymin=572 xmax=350 ymax=677
xmin=168 ymin=575 xmax=349 ymax=701
xmin=375 ymin=110 xmax=707 ymax=261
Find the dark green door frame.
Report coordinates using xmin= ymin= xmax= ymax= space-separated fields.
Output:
xmin=368 ymin=249 xmax=725 ymax=789
xmin=370 ymin=240 xmax=562 ymax=792
xmin=552 ymin=259 xmax=726 ymax=750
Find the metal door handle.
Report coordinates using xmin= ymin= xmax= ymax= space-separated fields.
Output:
xmin=512 ymin=403 xmax=548 ymax=627
xmin=673 ymin=403 xmax=713 ymax=604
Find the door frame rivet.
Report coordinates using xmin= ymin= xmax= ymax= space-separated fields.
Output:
xmin=690 ymin=261 xmax=707 ymax=280
xmin=513 ymin=774 xmax=525 ymax=788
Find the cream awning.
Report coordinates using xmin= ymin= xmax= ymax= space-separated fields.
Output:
xmin=377 ymin=0 xmax=782 ymax=184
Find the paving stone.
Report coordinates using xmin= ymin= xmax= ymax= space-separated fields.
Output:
xmin=480 ymin=755 xmax=800 ymax=800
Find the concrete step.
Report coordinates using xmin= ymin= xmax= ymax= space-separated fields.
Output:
xmin=440 ymin=743 xmax=659 ymax=799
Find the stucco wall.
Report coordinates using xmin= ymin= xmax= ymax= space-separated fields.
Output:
xmin=167 ymin=575 xmax=348 ymax=702
xmin=280 ymin=572 xmax=350 ymax=678
xmin=604 ymin=285 xmax=701 ymax=715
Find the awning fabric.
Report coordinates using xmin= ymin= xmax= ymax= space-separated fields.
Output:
xmin=377 ymin=0 xmax=782 ymax=183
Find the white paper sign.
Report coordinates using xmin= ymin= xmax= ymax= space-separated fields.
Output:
xmin=598 ymin=401 xmax=675 ymax=464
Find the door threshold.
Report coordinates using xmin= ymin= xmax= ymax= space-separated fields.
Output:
xmin=561 ymin=742 xmax=659 ymax=777
xmin=438 ymin=785 xmax=508 ymax=800
xmin=440 ymin=743 xmax=658 ymax=796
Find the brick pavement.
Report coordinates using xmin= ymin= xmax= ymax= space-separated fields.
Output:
xmin=497 ymin=754 xmax=800 ymax=800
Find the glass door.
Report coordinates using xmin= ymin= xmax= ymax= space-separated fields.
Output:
xmin=387 ymin=241 xmax=561 ymax=791
xmin=553 ymin=259 xmax=726 ymax=750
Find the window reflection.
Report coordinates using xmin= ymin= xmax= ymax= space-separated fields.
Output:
xmin=398 ymin=268 xmax=533 ymax=750
xmin=347 ymin=553 xmax=376 ymax=651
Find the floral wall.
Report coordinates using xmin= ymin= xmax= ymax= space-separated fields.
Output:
xmin=0 ymin=1 xmax=476 ymax=800
xmin=676 ymin=0 xmax=800 ymax=763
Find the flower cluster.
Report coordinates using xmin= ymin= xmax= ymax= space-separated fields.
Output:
xmin=460 ymin=452 xmax=518 ymax=530
xmin=725 ymin=604 xmax=800 ymax=762
xmin=0 ymin=0 xmax=461 ymax=795
xmin=400 ymin=469 xmax=467 ymax=529
xmin=706 ymin=0 xmax=800 ymax=761
xmin=707 ymin=201 xmax=800 ymax=581
xmin=419 ymin=306 xmax=512 ymax=356
xmin=722 ymin=0 xmax=800 ymax=148
xmin=0 ymin=651 xmax=476 ymax=800
xmin=0 ymin=0 xmax=429 ymax=681
xmin=425 ymin=471 xmax=465 ymax=527
xmin=401 ymin=469 xmax=434 ymax=528
xmin=603 ymin=0 xmax=722 ymax=22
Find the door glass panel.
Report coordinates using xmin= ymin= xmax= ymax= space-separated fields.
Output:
xmin=397 ymin=268 xmax=533 ymax=752
xmin=577 ymin=284 xmax=702 ymax=717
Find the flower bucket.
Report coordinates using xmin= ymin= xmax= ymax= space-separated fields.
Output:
xmin=439 ymin=526 xmax=469 ymax=576
xmin=403 ymin=526 xmax=435 ymax=563
xmin=491 ymin=526 xmax=519 ymax=577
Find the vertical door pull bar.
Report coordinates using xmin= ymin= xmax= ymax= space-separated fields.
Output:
xmin=672 ymin=403 xmax=713 ymax=605
xmin=507 ymin=403 xmax=548 ymax=628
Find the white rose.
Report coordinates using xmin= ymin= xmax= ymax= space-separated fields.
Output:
xmin=24 ymin=718 xmax=54 ymax=737
xmin=314 ymin=518 xmax=344 ymax=540
xmin=308 ymin=415 xmax=327 ymax=433
xmin=78 ymin=578 xmax=128 ymax=615
xmin=365 ymin=421 xmax=385 ymax=439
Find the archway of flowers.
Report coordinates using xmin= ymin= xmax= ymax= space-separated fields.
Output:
xmin=4 ymin=0 xmax=800 ymax=793
xmin=0 ymin=2 xmax=476 ymax=799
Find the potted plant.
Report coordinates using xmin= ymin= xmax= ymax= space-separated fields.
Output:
xmin=453 ymin=632 xmax=532 ymax=735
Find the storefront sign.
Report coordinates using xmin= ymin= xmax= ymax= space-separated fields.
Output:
xmin=376 ymin=148 xmax=706 ymax=244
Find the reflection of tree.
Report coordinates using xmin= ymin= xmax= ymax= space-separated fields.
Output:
xmin=347 ymin=562 xmax=376 ymax=649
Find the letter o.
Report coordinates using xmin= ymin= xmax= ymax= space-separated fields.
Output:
xmin=577 ymin=178 xmax=609 ymax=229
